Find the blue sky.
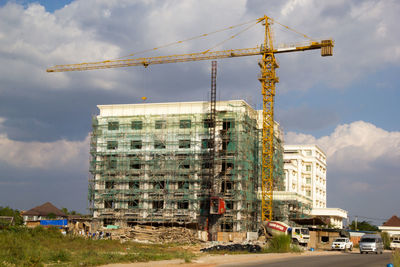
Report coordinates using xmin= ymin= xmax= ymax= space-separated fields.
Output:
xmin=0 ymin=0 xmax=72 ymax=12
xmin=0 ymin=0 xmax=399 ymax=226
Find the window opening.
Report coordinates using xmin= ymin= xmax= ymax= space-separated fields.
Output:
xmin=105 ymin=181 xmax=114 ymax=189
xmin=128 ymin=200 xmax=139 ymax=208
xmin=107 ymin=141 xmax=118 ymax=150
xmin=108 ymin=121 xmax=119 ymax=130
xmin=131 ymin=140 xmax=142 ymax=149
xmin=223 ymin=119 xmax=235 ymax=130
xmin=179 ymin=139 xmax=191 ymax=149
xmin=178 ymin=181 xmax=189 ymax=190
xmin=178 ymin=201 xmax=189 ymax=209
xmin=152 ymin=200 xmax=164 ymax=210
xmin=179 ymin=120 xmax=191 ymax=129
xmin=130 ymin=161 xmax=141 ymax=169
xmin=104 ymin=200 xmax=114 ymax=209
xmin=129 ymin=181 xmax=139 ymax=189
xmin=131 ymin=120 xmax=142 ymax=130
xmin=154 ymin=140 xmax=166 ymax=149
xmin=155 ymin=120 xmax=166 ymax=129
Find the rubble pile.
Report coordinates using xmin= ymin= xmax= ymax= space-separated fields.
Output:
xmin=119 ymin=225 xmax=200 ymax=243
xmin=201 ymin=243 xmax=262 ymax=253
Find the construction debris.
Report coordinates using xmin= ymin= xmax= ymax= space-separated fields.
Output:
xmin=200 ymin=243 xmax=262 ymax=253
xmin=106 ymin=225 xmax=201 ymax=243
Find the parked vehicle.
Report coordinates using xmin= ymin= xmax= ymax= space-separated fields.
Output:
xmin=262 ymin=221 xmax=310 ymax=246
xmin=390 ymin=235 xmax=400 ymax=250
xmin=359 ymin=234 xmax=384 ymax=254
xmin=331 ymin=237 xmax=353 ymax=251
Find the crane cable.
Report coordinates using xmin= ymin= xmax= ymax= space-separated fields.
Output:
xmin=117 ymin=18 xmax=260 ymax=59
xmin=269 ymin=17 xmax=315 ymax=41
xmin=115 ymin=15 xmax=315 ymax=60
xmin=202 ymin=19 xmax=261 ymax=53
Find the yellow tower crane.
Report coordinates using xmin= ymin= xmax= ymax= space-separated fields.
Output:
xmin=47 ymin=15 xmax=333 ymax=222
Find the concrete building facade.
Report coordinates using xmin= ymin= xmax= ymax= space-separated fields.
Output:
xmin=89 ymin=100 xmax=265 ymax=233
xmin=283 ymin=145 xmax=348 ymax=228
xmin=283 ymin=145 xmax=327 ymax=209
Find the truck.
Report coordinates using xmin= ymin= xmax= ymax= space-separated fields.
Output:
xmin=262 ymin=221 xmax=310 ymax=246
xmin=331 ymin=237 xmax=353 ymax=251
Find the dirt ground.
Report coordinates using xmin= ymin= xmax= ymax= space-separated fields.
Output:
xmin=102 ymin=250 xmax=344 ymax=267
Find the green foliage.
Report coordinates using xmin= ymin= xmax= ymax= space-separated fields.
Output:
xmin=263 ymin=234 xmax=302 ymax=253
xmin=381 ymin=232 xmax=391 ymax=250
xmin=267 ymin=234 xmax=291 ymax=252
xmin=61 ymin=208 xmax=68 ymax=215
xmin=46 ymin=213 xmax=56 ymax=219
xmin=393 ymin=250 xmax=400 ymax=267
xmin=0 ymin=226 xmax=195 ymax=266
xmin=0 ymin=206 xmax=23 ymax=226
xmin=61 ymin=207 xmax=80 ymax=216
xmin=349 ymin=220 xmax=378 ymax=231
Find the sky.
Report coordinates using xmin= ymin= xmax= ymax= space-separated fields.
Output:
xmin=0 ymin=0 xmax=399 ymax=226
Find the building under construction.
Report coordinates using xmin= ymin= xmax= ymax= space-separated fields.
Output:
xmin=89 ymin=100 xmax=288 ymax=233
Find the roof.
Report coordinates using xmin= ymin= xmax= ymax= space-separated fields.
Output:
xmin=383 ymin=215 xmax=400 ymax=227
xmin=22 ymin=202 xmax=67 ymax=217
xmin=291 ymin=217 xmax=327 ymax=226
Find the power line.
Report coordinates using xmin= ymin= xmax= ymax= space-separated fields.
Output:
xmin=349 ymin=215 xmax=389 ymax=222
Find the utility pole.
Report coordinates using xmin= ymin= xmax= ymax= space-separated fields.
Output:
xmin=355 ymin=216 xmax=358 ymax=231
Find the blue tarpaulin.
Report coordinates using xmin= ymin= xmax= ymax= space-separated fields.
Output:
xmin=40 ymin=219 xmax=68 ymax=226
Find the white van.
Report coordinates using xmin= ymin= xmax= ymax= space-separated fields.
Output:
xmin=359 ymin=234 xmax=384 ymax=254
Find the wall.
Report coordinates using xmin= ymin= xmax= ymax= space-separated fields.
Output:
xmin=308 ymin=230 xmax=340 ymax=249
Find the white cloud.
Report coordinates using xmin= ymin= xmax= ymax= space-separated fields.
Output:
xmin=273 ymin=0 xmax=400 ymax=91
xmin=0 ymin=132 xmax=89 ymax=171
xmin=285 ymin=121 xmax=400 ymax=172
xmin=285 ymin=121 xmax=400 ymax=218
xmin=1 ymin=0 xmax=399 ymax=96
xmin=0 ymin=2 xmax=121 ymax=92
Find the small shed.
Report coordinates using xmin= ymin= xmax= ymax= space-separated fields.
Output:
xmin=22 ymin=202 xmax=67 ymax=227
xmin=308 ymin=228 xmax=345 ymax=250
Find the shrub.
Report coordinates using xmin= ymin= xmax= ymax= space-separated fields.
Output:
xmin=381 ymin=232 xmax=391 ymax=250
xmin=266 ymin=234 xmax=292 ymax=253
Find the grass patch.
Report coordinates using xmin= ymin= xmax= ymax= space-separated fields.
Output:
xmin=393 ymin=250 xmax=400 ymax=267
xmin=264 ymin=234 xmax=303 ymax=253
xmin=0 ymin=226 xmax=196 ymax=266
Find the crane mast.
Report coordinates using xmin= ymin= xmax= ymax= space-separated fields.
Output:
xmin=47 ymin=15 xmax=333 ymax=223
xmin=259 ymin=16 xmax=277 ymax=222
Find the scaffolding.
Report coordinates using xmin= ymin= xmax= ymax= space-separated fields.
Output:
xmin=89 ymin=101 xmax=261 ymax=232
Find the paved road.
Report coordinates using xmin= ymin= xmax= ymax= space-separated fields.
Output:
xmin=220 ymin=252 xmax=392 ymax=267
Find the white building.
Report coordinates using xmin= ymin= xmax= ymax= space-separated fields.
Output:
xmin=283 ymin=145 xmax=327 ymax=208
xmin=283 ymin=144 xmax=348 ymax=228
xmin=379 ymin=215 xmax=400 ymax=238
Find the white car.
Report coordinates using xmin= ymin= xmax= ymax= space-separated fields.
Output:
xmin=331 ymin=237 xmax=353 ymax=251
xmin=390 ymin=236 xmax=400 ymax=250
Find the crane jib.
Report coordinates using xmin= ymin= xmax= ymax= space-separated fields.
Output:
xmin=46 ymin=40 xmax=333 ymax=72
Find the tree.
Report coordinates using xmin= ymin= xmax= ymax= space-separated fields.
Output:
xmin=47 ymin=213 xmax=56 ymax=219
xmin=349 ymin=220 xmax=378 ymax=231
xmin=61 ymin=207 xmax=80 ymax=216
xmin=61 ymin=207 xmax=68 ymax=215
xmin=0 ymin=206 xmax=24 ymax=226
